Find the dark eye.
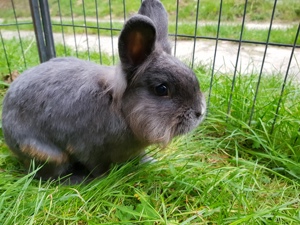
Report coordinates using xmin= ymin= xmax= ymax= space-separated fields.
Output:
xmin=154 ymin=84 xmax=169 ymax=96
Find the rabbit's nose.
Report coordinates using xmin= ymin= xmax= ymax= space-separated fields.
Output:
xmin=195 ymin=100 xmax=206 ymax=119
xmin=195 ymin=111 xmax=202 ymax=118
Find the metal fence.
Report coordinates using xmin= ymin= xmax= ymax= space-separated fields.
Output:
xmin=0 ymin=0 xmax=299 ymax=136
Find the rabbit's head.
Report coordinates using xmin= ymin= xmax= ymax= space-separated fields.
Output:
xmin=117 ymin=14 xmax=206 ymax=146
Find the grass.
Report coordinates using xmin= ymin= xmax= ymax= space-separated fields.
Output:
xmin=0 ymin=1 xmax=299 ymax=223
xmin=0 ymin=37 xmax=299 ymax=224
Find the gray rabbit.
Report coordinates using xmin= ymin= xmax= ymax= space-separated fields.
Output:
xmin=2 ymin=0 xmax=206 ymax=182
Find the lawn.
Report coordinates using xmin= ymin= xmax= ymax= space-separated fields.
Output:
xmin=0 ymin=38 xmax=299 ymax=224
xmin=0 ymin=0 xmax=299 ymax=224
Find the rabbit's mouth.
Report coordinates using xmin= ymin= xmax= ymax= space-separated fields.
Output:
xmin=174 ymin=104 xmax=206 ymax=136
xmin=174 ymin=119 xmax=199 ymax=137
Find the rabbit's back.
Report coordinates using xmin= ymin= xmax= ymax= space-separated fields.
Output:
xmin=3 ymin=57 xmax=117 ymax=138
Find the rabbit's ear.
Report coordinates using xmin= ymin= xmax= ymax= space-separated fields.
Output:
xmin=138 ymin=0 xmax=171 ymax=54
xmin=118 ymin=15 xmax=156 ymax=72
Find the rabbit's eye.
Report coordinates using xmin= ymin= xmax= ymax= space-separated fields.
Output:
xmin=154 ymin=84 xmax=169 ymax=96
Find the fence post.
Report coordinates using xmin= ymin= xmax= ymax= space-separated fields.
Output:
xmin=29 ymin=0 xmax=56 ymax=63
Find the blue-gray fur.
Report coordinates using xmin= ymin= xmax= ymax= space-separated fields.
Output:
xmin=2 ymin=0 xmax=206 ymax=182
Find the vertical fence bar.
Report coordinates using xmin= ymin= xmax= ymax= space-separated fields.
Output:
xmin=108 ymin=0 xmax=115 ymax=64
xmin=29 ymin=0 xmax=56 ymax=63
xmin=39 ymin=0 xmax=56 ymax=60
xmin=57 ymin=0 xmax=67 ymax=55
xmin=191 ymin=0 xmax=200 ymax=69
xmin=271 ymin=23 xmax=300 ymax=134
xmin=39 ymin=0 xmax=55 ymax=61
xmin=70 ymin=0 xmax=79 ymax=57
xmin=11 ymin=0 xmax=27 ymax=68
xmin=82 ymin=0 xmax=90 ymax=60
xmin=226 ymin=0 xmax=248 ymax=117
xmin=29 ymin=0 xmax=47 ymax=62
xmin=0 ymin=31 xmax=12 ymax=80
xmin=95 ymin=0 xmax=103 ymax=64
xmin=248 ymin=0 xmax=278 ymax=126
xmin=207 ymin=0 xmax=223 ymax=110
xmin=123 ymin=0 xmax=127 ymax=22
xmin=173 ymin=0 xmax=179 ymax=57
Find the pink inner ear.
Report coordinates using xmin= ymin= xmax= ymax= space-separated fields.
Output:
xmin=128 ymin=31 xmax=147 ymax=65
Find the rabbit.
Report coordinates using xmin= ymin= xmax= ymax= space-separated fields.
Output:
xmin=2 ymin=0 xmax=206 ymax=183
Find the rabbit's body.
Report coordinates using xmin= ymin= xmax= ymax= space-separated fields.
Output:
xmin=2 ymin=0 xmax=206 ymax=182
xmin=3 ymin=57 xmax=145 ymax=179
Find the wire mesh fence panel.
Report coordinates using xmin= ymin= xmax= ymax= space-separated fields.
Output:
xmin=0 ymin=0 xmax=38 ymax=80
xmin=0 ymin=0 xmax=299 ymax=138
